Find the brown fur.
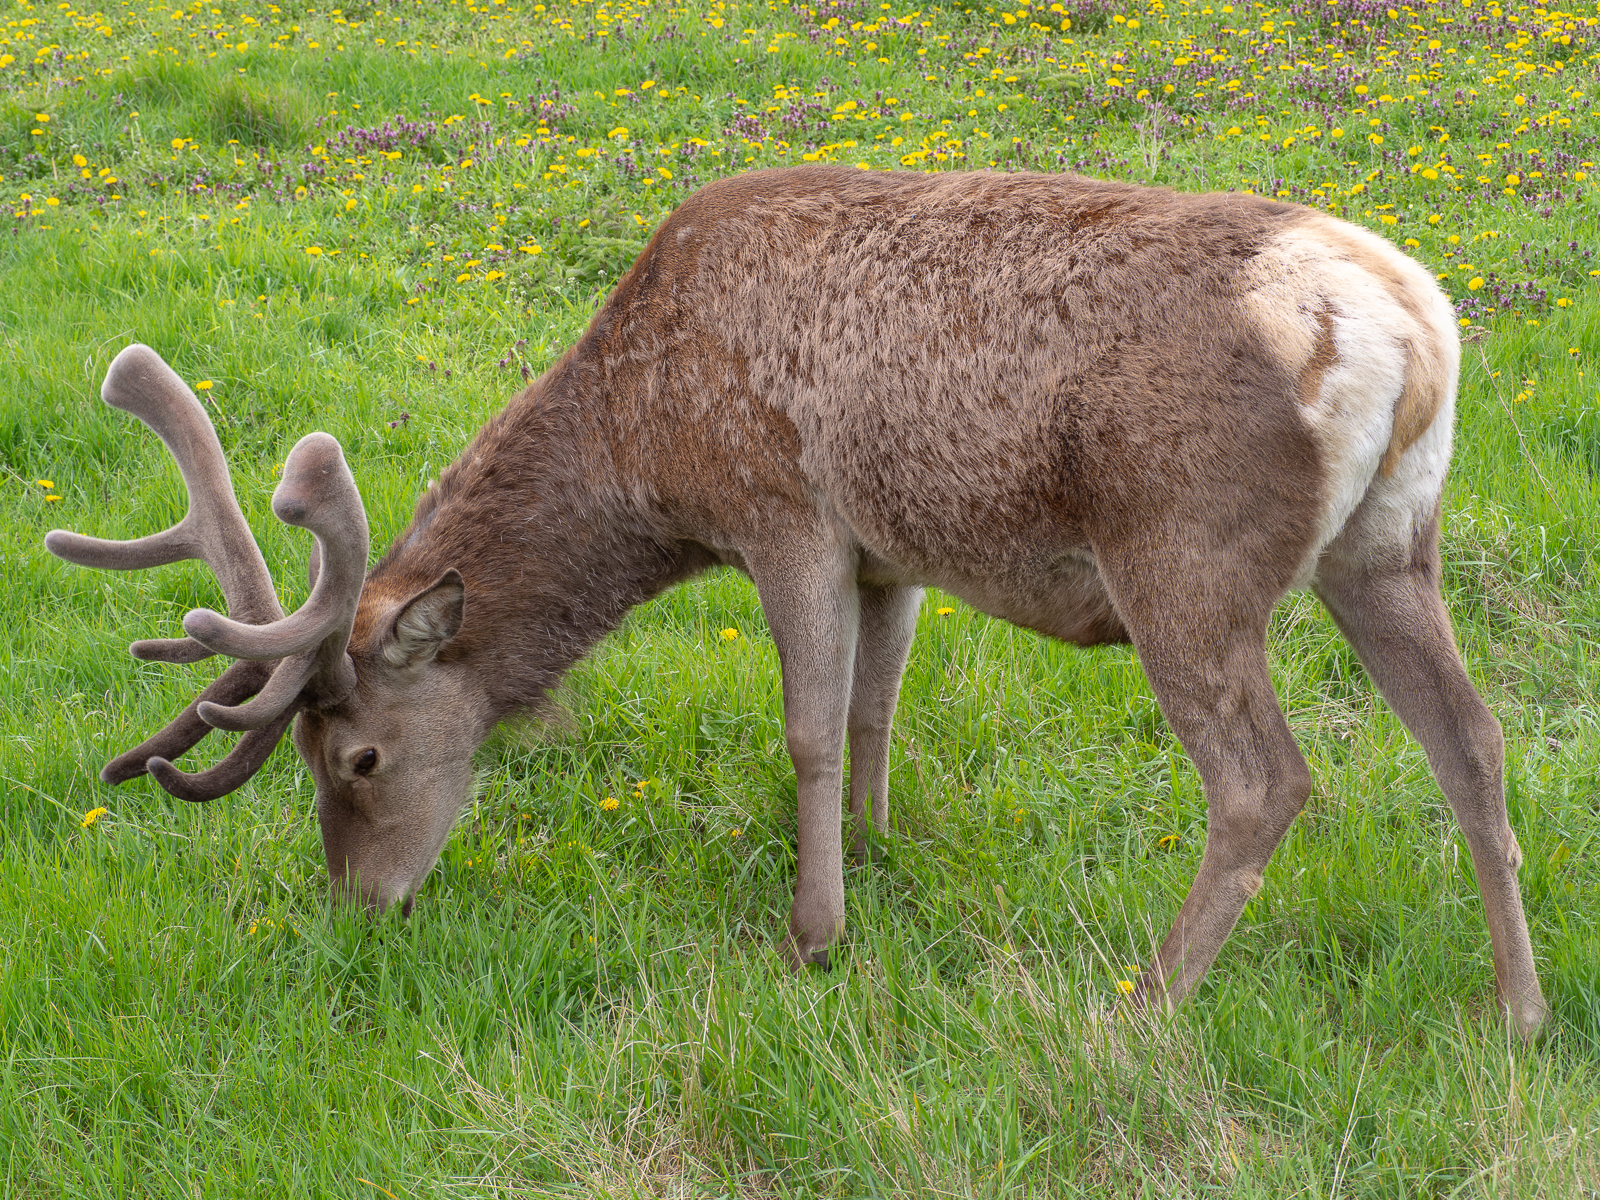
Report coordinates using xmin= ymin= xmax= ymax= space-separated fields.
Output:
xmin=1297 ymin=306 xmax=1340 ymax=408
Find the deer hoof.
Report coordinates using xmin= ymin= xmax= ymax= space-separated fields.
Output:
xmin=779 ymin=931 xmax=835 ymax=973
xmin=1121 ymin=976 xmax=1176 ymax=1018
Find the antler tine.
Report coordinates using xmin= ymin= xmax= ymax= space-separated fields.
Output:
xmin=146 ymin=701 xmax=302 ymax=803
xmin=99 ymin=659 xmax=274 ymax=785
xmin=44 ymin=344 xmax=284 ymax=662
xmin=186 ymin=431 xmax=369 ymax=727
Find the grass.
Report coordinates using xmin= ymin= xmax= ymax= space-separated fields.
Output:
xmin=2 ymin=0 xmax=1598 ymax=1193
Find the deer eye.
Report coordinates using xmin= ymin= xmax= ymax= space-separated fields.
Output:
xmin=353 ymin=748 xmax=378 ymax=775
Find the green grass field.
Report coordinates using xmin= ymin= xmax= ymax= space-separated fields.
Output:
xmin=3 ymin=0 xmax=1598 ymax=1192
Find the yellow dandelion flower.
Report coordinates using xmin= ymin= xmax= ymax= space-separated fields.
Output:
xmin=195 ymin=380 xmax=214 ymax=391
xmin=729 ymin=827 xmax=743 ymax=838
xmin=1116 ymin=979 xmax=1136 ymax=994
xmin=600 ymin=795 xmax=620 ymax=811
xmin=720 ymin=627 xmax=740 ymax=641
xmin=37 ymin=479 xmax=53 ymax=488
xmin=305 ymin=245 xmax=323 ymax=256
xmin=936 ymin=606 xmax=954 ymax=616
xmin=81 ymin=807 xmax=108 ymax=828
xmin=1467 ymin=277 xmax=1485 ymax=291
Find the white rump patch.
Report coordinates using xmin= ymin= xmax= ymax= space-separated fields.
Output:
xmin=1244 ymin=221 xmax=1458 ymax=585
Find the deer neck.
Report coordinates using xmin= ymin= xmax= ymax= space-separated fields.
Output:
xmin=361 ymin=366 xmax=699 ymax=721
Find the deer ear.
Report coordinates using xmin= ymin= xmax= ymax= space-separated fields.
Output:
xmin=383 ymin=569 xmax=465 ymax=668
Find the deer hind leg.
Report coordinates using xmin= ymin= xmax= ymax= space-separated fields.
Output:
xmin=746 ymin=531 xmax=860 ymax=970
xmin=847 ymin=584 xmax=921 ymax=862
xmin=1096 ymin=557 xmax=1312 ymax=1010
xmin=1314 ymin=506 xmax=1547 ymax=1038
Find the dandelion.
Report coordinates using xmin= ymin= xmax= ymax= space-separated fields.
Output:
xmin=1468 ymin=277 xmax=1485 ymax=291
xmin=1116 ymin=979 xmax=1136 ymax=994
xmin=484 ymin=270 xmax=504 ymax=281
xmin=936 ymin=606 xmax=954 ymax=616
xmin=37 ymin=479 xmax=53 ymax=488
xmin=1158 ymin=833 xmax=1180 ymax=850
xmin=80 ymin=807 xmax=108 ymax=828
xmin=720 ymin=627 xmax=740 ymax=641
xmin=305 ymin=245 xmax=323 ymax=256
xmin=600 ymin=795 xmax=619 ymax=811
xmin=195 ymin=380 xmax=214 ymax=391
xmin=729 ymin=827 xmax=743 ymax=838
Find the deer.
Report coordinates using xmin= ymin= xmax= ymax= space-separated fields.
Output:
xmin=47 ymin=165 xmax=1547 ymax=1037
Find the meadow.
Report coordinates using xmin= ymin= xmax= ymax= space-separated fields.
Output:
xmin=1 ymin=0 xmax=1598 ymax=1191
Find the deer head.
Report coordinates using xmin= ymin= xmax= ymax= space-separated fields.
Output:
xmin=47 ymin=343 xmax=482 ymax=913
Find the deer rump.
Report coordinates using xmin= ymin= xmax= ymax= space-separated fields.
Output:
xmin=47 ymin=166 xmax=1548 ymax=1037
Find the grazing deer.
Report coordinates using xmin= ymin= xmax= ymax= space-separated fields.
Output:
xmin=48 ymin=166 xmax=1547 ymax=1035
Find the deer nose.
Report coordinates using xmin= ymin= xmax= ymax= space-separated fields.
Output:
xmin=329 ymin=869 xmax=386 ymax=914
xmin=329 ymin=867 xmax=418 ymax=917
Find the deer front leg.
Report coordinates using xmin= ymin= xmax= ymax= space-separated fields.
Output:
xmin=748 ymin=534 xmax=860 ymax=970
xmin=847 ymin=584 xmax=921 ymax=862
xmin=1315 ymin=511 xmax=1547 ymax=1038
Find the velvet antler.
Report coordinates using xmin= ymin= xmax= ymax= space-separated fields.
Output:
xmin=45 ymin=343 xmax=370 ymax=801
